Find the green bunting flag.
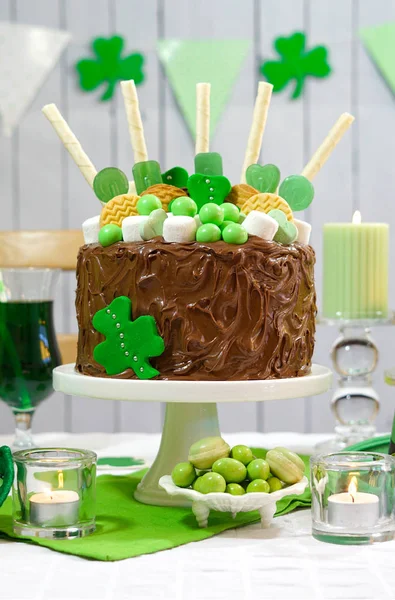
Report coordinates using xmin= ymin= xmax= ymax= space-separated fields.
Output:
xmin=157 ymin=40 xmax=251 ymax=139
xmin=360 ymin=22 xmax=395 ymax=95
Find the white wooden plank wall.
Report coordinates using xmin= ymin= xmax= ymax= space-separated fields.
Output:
xmin=0 ymin=0 xmax=394 ymax=435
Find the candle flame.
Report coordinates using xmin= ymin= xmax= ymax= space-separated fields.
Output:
xmin=352 ymin=210 xmax=362 ymax=224
xmin=43 ymin=487 xmax=54 ymax=501
xmin=58 ymin=471 xmax=64 ymax=490
xmin=348 ymin=476 xmax=358 ymax=501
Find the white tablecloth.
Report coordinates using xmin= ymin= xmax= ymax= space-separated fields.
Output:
xmin=1 ymin=431 xmax=394 ymax=600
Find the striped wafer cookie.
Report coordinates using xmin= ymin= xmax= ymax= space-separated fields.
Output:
xmin=141 ymin=184 xmax=186 ymax=210
xmin=100 ymin=194 xmax=140 ymax=227
xmin=239 ymin=192 xmax=294 ymax=222
xmin=225 ymin=184 xmax=258 ymax=206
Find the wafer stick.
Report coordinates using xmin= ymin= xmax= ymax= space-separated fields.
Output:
xmin=121 ymin=80 xmax=148 ymax=163
xmin=240 ymin=82 xmax=273 ymax=183
xmin=195 ymin=82 xmax=210 ymax=154
xmin=42 ymin=104 xmax=97 ymax=188
xmin=301 ymin=113 xmax=355 ymax=181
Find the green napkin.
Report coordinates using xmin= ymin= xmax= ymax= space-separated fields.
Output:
xmin=0 ymin=448 xmax=311 ymax=562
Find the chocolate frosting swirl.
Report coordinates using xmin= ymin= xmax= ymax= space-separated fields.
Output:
xmin=75 ymin=238 xmax=316 ymax=380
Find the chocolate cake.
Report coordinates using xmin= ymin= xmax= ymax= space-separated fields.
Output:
xmin=43 ymin=80 xmax=353 ymax=383
xmin=75 ymin=238 xmax=316 ymax=381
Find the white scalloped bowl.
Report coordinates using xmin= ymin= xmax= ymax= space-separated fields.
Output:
xmin=159 ymin=475 xmax=309 ymax=528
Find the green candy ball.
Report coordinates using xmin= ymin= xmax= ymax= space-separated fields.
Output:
xmin=171 ymin=462 xmax=196 ymax=488
xmin=230 ymin=445 xmax=254 ymax=466
xmin=137 ymin=194 xmax=162 ymax=215
xmin=268 ymin=477 xmax=283 ymax=493
xmin=196 ymin=223 xmax=222 ymax=243
xmin=247 ymin=458 xmax=270 ymax=481
xmin=98 ymin=224 xmax=123 ymax=247
xmin=193 ymin=472 xmax=226 ymax=494
xmin=199 ymin=203 xmax=224 ymax=226
xmin=221 ymin=203 xmax=240 ymax=223
xmin=171 ymin=196 xmax=198 ymax=217
xmin=212 ymin=457 xmax=247 ymax=483
xmin=222 ymin=223 xmax=248 ymax=245
xmin=219 ymin=220 xmax=234 ymax=232
xmin=246 ymin=479 xmax=270 ymax=493
xmin=226 ymin=483 xmax=246 ymax=496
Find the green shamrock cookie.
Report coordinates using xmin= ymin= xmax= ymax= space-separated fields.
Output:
xmin=268 ymin=209 xmax=298 ymax=245
xmin=93 ymin=167 xmax=129 ymax=203
xmin=162 ymin=167 xmax=189 ymax=188
xmin=278 ymin=175 xmax=314 ymax=212
xmin=0 ymin=445 xmax=13 ymax=507
xmin=139 ymin=209 xmax=167 ymax=240
xmin=92 ymin=296 xmax=165 ymax=379
xmin=246 ymin=164 xmax=280 ymax=194
xmin=187 ymin=174 xmax=231 ymax=211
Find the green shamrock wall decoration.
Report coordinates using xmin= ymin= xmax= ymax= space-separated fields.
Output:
xmin=92 ymin=296 xmax=164 ymax=379
xmin=76 ymin=35 xmax=145 ymax=101
xmin=260 ymin=32 xmax=331 ymax=100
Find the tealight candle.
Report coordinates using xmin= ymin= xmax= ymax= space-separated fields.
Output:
xmin=327 ymin=476 xmax=379 ymax=529
xmin=30 ymin=489 xmax=80 ymax=527
xmin=323 ymin=211 xmax=389 ymax=320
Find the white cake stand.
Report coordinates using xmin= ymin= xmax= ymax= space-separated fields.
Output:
xmin=53 ymin=364 xmax=332 ymax=507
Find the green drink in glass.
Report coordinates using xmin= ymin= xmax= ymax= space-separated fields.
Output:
xmin=0 ymin=269 xmax=61 ymax=448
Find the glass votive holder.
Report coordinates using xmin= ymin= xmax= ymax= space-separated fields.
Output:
xmin=12 ymin=448 xmax=97 ymax=540
xmin=311 ymin=452 xmax=395 ymax=545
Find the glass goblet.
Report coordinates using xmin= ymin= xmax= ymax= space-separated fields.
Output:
xmin=0 ymin=268 xmax=61 ymax=449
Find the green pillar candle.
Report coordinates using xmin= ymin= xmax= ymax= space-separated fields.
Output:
xmin=323 ymin=212 xmax=389 ymax=320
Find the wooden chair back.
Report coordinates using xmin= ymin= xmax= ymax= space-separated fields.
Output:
xmin=0 ymin=230 xmax=84 ymax=364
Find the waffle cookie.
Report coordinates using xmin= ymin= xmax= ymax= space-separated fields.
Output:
xmin=100 ymin=194 xmax=140 ymax=227
xmin=239 ymin=192 xmax=294 ymax=222
xmin=141 ymin=184 xmax=186 ymax=210
xmin=225 ymin=184 xmax=257 ymax=206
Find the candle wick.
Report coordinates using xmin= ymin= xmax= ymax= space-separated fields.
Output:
xmin=350 ymin=493 xmax=355 ymax=503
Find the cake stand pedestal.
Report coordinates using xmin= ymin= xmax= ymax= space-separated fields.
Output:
xmin=53 ymin=364 xmax=332 ymax=507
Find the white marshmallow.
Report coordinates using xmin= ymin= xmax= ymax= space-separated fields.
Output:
xmin=122 ymin=215 xmax=148 ymax=242
xmin=82 ymin=215 xmax=101 ymax=244
xmin=167 ymin=212 xmax=175 ymax=218
xmin=163 ymin=216 xmax=197 ymax=243
xmin=242 ymin=210 xmax=278 ymax=241
xmin=294 ymin=218 xmax=312 ymax=245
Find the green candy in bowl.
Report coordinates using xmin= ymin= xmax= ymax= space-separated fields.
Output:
xmin=247 ymin=458 xmax=270 ymax=481
xmin=193 ymin=472 xmax=226 ymax=494
xmin=188 ymin=436 xmax=230 ymax=470
xmin=171 ymin=462 xmax=196 ymax=488
xmin=226 ymin=483 xmax=245 ymax=496
xmin=230 ymin=445 xmax=254 ymax=466
xmin=246 ymin=479 xmax=270 ymax=493
xmin=212 ymin=457 xmax=247 ymax=483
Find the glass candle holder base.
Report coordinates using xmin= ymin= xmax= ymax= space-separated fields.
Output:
xmin=316 ymin=316 xmax=394 ymax=451
xmin=13 ymin=520 xmax=95 ymax=540
xmin=315 ymin=423 xmax=377 ymax=453
xmin=312 ymin=528 xmax=395 ymax=546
